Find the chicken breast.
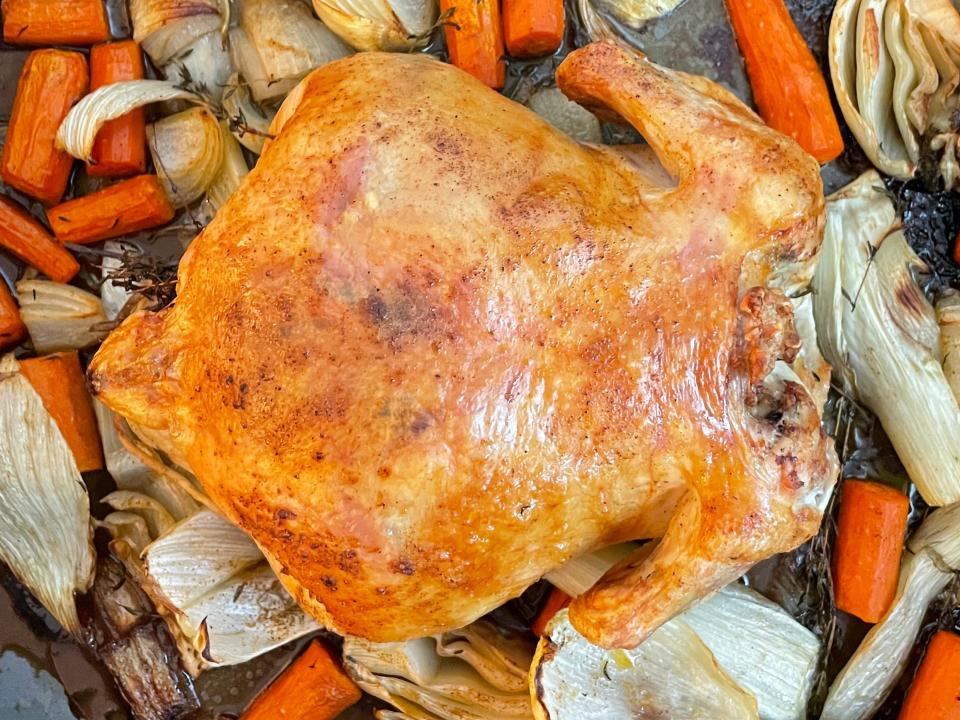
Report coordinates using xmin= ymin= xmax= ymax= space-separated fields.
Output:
xmin=89 ymin=42 xmax=839 ymax=648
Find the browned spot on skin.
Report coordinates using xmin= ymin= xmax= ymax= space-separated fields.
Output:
xmin=339 ymin=549 xmax=360 ymax=575
xmin=321 ymin=575 xmax=338 ymax=590
xmin=410 ymin=411 xmax=432 ymax=435
xmin=276 ymin=508 xmax=297 ymax=521
xmin=776 ymin=453 xmax=803 ymax=490
xmin=377 ymin=466 xmax=391 ymax=478
xmin=376 ymin=587 xmax=389 ymax=596
xmin=392 ymin=557 xmax=415 ymax=576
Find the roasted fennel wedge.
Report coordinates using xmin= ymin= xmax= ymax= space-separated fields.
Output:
xmin=0 ymin=355 xmax=94 ymax=635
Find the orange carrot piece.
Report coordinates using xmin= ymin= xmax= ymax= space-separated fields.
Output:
xmin=20 ymin=351 xmax=104 ymax=473
xmin=899 ymin=630 xmax=960 ymax=720
xmin=724 ymin=0 xmax=844 ymax=163
xmin=0 ymin=281 xmax=26 ymax=350
xmin=240 ymin=639 xmax=361 ymax=720
xmin=503 ymin=0 xmax=564 ymax=59
xmin=47 ymin=175 xmax=175 ymax=245
xmin=1 ymin=0 xmax=110 ymax=46
xmin=88 ymin=41 xmax=147 ymax=178
xmin=0 ymin=196 xmax=79 ymax=283
xmin=833 ymin=479 xmax=910 ymax=623
xmin=0 ymin=49 xmax=89 ymax=206
xmin=440 ymin=0 xmax=506 ymax=89
xmin=532 ymin=586 xmax=571 ymax=637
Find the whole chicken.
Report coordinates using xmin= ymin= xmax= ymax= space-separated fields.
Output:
xmin=90 ymin=42 xmax=838 ymax=649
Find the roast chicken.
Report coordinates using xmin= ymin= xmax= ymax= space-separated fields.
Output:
xmin=89 ymin=42 xmax=839 ymax=649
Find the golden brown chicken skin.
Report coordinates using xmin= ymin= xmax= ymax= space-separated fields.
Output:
xmin=90 ymin=42 xmax=838 ymax=649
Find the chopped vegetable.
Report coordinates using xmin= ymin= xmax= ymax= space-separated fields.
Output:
xmin=1 ymin=49 xmax=89 ymax=205
xmin=0 ymin=355 xmax=95 ymax=635
xmin=147 ymin=108 xmax=224 ymax=207
xmin=585 ymin=0 xmax=687 ymax=30
xmin=140 ymin=510 xmax=318 ymax=667
xmin=822 ymin=501 xmax=960 ymax=719
xmin=439 ymin=0 xmax=506 ymax=89
xmin=345 ymin=619 xmax=533 ymax=719
xmin=47 ymin=175 xmax=176 ymax=244
xmin=503 ymin=0 xmax=564 ymax=58
xmin=683 ymin=584 xmax=820 ymax=720
xmin=898 ymin=630 xmax=960 ymax=720
xmin=57 ymin=79 xmax=204 ymax=164
xmin=813 ymin=171 xmax=960 ymax=506
xmin=129 ymin=0 xmax=220 ymax=41
xmin=229 ymin=0 xmax=352 ymax=104
xmin=311 ymin=0 xmax=438 ymax=51
xmin=833 ymin=479 xmax=910 ymax=623
xmin=20 ymin=352 xmax=104 ymax=473
xmin=526 ymin=87 xmax=602 ymax=143
xmin=241 ymin=640 xmax=361 ymax=720
xmin=531 ymin=586 xmax=570 ymax=637
xmin=725 ymin=0 xmax=843 ymax=163
xmin=206 ymin=122 xmax=249 ymax=211
xmin=532 ymin=609 xmax=759 ymax=719
xmin=939 ymin=291 xmax=960 ymax=402
xmin=16 ymin=279 xmax=109 ymax=354
xmin=88 ymin=42 xmax=148 ymax=178
xmin=1 ymin=0 xmax=109 ymax=46
xmin=222 ymin=74 xmax=275 ymax=155
xmin=0 ymin=283 xmax=26 ymax=350
xmin=0 ymin=196 xmax=79 ymax=283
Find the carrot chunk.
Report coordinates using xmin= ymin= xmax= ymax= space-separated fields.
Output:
xmin=0 ymin=281 xmax=26 ymax=350
xmin=1 ymin=49 xmax=89 ymax=205
xmin=1 ymin=0 xmax=110 ymax=46
xmin=833 ymin=479 xmax=910 ymax=623
xmin=503 ymin=0 xmax=564 ymax=58
xmin=532 ymin=586 xmax=571 ymax=637
xmin=0 ymin=196 xmax=79 ymax=283
xmin=899 ymin=630 xmax=960 ymax=720
xmin=724 ymin=0 xmax=844 ymax=163
xmin=88 ymin=41 xmax=147 ymax=177
xmin=47 ymin=175 xmax=175 ymax=245
xmin=240 ymin=639 xmax=361 ymax=720
xmin=440 ymin=0 xmax=506 ymax=89
xmin=20 ymin=351 xmax=104 ymax=473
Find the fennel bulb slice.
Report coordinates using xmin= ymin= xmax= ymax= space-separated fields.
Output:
xmin=812 ymin=170 xmax=960 ymax=506
xmin=822 ymin=500 xmax=960 ymax=719
xmin=0 ymin=358 xmax=94 ymax=635
xmin=142 ymin=510 xmax=318 ymax=666
xmin=531 ymin=609 xmax=758 ymax=720
xmin=17 ymin=280 xmax=109 ymax=354
xmin=344 ymin=619 xmax=534 ymax=720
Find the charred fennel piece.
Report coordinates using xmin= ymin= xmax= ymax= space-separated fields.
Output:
xmin=0 ymin=356 xmax=94 ymax=635
xmin=89 ymin=555 xmax=200 ymax=720
xmin=16 ymin=280 xmax=108 ymax=354
xmin=821 ymin=501 xmax=960 ymax=719
xmin=141 ymin=510 xmax=318 ymax=668
xmin=532 ymin=609 xmax=758 ymax=720
xmin=344 ymin=619 xmax=534 ymax=719
xmin=311 ymin=0 xmax=437 ymax=51
xmin=147 ymin=106 xmax=224 ymax=207
xmin=812 ymin=170 xmax=960 ymax=506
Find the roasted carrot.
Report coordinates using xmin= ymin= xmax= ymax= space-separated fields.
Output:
xmin=532 ymin=586 xmax=571 ymax=637
xmin=440 ymin=0 xmax=506 ymax=89
xmin=240 ymin=639 xmax=361 ymax=720
xmin=503 ymin=0 xmax=564 ymax=58
xmin=724 ymin=0 xmax=844 ymax=163
xmin=0 ymin=280 xmax=26 ymax=350
xmin=0 ymin=50 xmax=88 ymax=206
xmin=0 ymin=196 xmax=79 ymax=283
xmin=20 ymin=351 xmax=104 ymax=472
xmin=47 ymin=175 xmax=175 ymax=245
xmin=88 ymin=41 xmax=147 ymax=177
xmin=899 ymin=630 xmax=960 ymax=720
xmin=1 ymin=0 xmax=110 ymax=46
xmin=832 ymin=479 xmax=910 ymax=623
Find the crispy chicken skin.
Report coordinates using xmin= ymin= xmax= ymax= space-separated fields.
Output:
xmin=89 ymin=42 xmax=838 ymax=648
